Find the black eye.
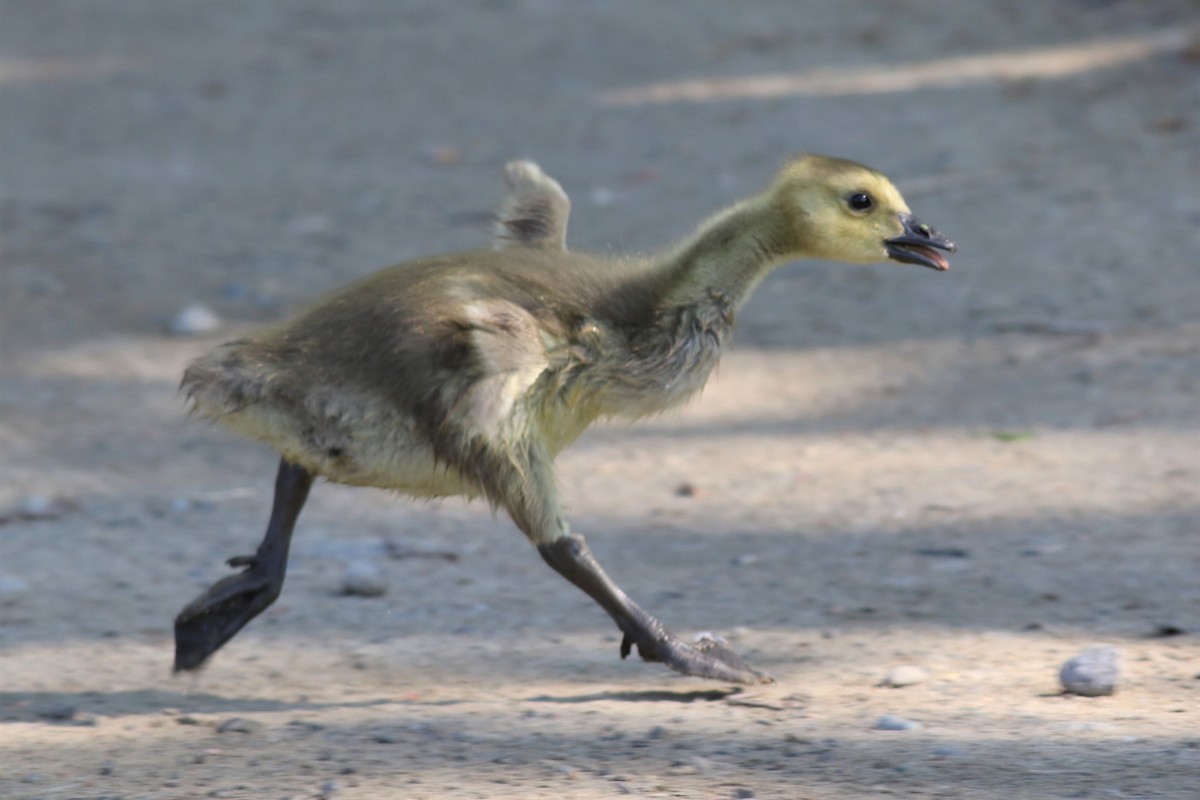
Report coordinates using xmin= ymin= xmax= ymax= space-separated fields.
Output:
xmin=848 ymin=192 xmax=874 ymax=212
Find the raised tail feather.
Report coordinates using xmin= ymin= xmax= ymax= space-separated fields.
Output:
xmin=493 ymin=160 xmax=571 ymax=252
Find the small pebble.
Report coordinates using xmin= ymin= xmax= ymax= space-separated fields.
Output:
xmin=882 ymin=665 xmax=929 ymax=688
xmin=734 ymin=789 xmax=756 ymax=799
xmin=216 ymin=717 xmax=263 ymax=734
xmin=731 ymin=553 xmax=760 ymax=567
xmin=170 ymin=304 xmax=221 ymax=336
xmin=373 ymin=729 xmax=401 ymax=744
xmin=341 ymin=561 xmax=388 ymax=597
xmin=36 ymin=704 xmax=77 ymax=721
xmin=931 ymin=746 xmax=966 ymax=758
xmin=873 ymin=715 xmax=922 ymax=731
xmin=1060 ymin=646 xmax=1119 ymax=696
xmin=692 ymin=631 xmax=727 ymax=646
xmin=0 ymin=574 xmax=29 ymax=594
xmin=20 ymin=494 xmax=56 ymax=517
xmin=1151 ymin=623 xmax=1186 ymax=638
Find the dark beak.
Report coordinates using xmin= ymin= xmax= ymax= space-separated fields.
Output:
xmin=885 ymin=213 xmax=956 ymax=271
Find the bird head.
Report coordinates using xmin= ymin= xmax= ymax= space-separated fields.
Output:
xmin=772 ymin=153 xmax=956 ymax=271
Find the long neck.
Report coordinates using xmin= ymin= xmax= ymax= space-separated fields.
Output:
xmin=649 ymin=192 xmax=797 ymax=319
xmin=580 ymin=192 xmax=800 ymax=419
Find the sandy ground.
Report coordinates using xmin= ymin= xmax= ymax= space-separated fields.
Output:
xmin=2 ymin=1 xmax=1199 ymax=798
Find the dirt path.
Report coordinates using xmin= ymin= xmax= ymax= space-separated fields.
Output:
xmin=2 ymin=2 xmax=1198 ymax=798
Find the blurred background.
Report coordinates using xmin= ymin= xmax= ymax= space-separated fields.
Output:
xmin=1 ymin=2 xmax=1198 ymax=798
xmin=3 ymin=0 xmax=1197 ymax=350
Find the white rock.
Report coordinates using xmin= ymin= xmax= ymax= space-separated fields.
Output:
xmin=692 ymin=631 xmax=727 ymax=646
xmin=340 ymin=561 xmax=388 ymax=597
xmin=882 ymin=665 xmax=929 ymax=688
xmin=873 ymin=715 xmax=922 ymax=731
xmin=170 ymin=304 xmax=221 ymax=335
xmin=19 ymin=494 xmax=55 ymax=518
xmin=1060 ymin=646 xmax=1119 ymax=697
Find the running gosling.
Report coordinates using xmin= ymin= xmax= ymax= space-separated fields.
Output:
xmin=175 ymin=155 xmax=955 ymax=683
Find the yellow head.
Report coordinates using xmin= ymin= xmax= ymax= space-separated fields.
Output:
xmin=772 ymin=154 xmax=955 ymax=270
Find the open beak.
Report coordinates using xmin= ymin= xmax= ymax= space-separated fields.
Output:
xmin=885 ymin=213 xmax=956 ymax=271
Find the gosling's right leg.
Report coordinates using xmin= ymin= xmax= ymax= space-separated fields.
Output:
xmin=173 ymin=458 xmax=313 ymax=672
xmin=538 ymin=532 xmax=773 ymax=684
xmin=469 ymin=439 xmax=772 ymax=685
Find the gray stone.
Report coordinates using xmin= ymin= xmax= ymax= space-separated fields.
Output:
xmin=931 ymin=745 xmax=966 ymax=758
xmin=1060 ymin=646 xmax=1119 ymax=696
xmin=341 ymin=561 xmax=388 ymax=597
xmin=216 ymin=717 xmax=264 ymax=734
xmin=873 ymin=715 xmax=923 ymax=731
xmin=20 ymin=494 xmax=56 ymax=517
xmin=692 ymin=630 xmax=727 ymax=646
xmin=36 ymin=704 xmax=76 ymax=721
xmin=882 ymin=665 xmax=929 ymax=687
xmin=169 ymin=303 xmax=221 ymax=335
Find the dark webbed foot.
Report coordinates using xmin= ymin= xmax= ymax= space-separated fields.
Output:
xmin=173 ymin=459 xmax=312 ymax=672
xmin=539 ymin=534 xmax=774 ymax=685
xmin=621 ymin=631 xmax=773 ymax=684
xmin=173 ymin=558 xmax=283 ymax=671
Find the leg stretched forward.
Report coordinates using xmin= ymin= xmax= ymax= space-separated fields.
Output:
xmin=461 ymin=435 xmax=771 ymax=684
xmin=538 ymin=533 xmax=773 ymax=684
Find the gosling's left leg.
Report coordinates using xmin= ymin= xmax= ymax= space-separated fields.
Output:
xmin=173 ymin=458 xmax=313 ymax=671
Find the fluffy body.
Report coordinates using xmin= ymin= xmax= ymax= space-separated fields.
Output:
xmin=185 ymin=248 xmax=729 ymax=518
xmin=184 ymin=155 xmax=943 ymax=544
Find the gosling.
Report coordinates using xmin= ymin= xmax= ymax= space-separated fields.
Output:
xmin=175 ymin=154 xmax=955 ymax=684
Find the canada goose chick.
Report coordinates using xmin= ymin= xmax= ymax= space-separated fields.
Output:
xmin=174 ymin=154 xmax=955 ymax=683
xmin=493 ymin=160 xmax=570 ymax=251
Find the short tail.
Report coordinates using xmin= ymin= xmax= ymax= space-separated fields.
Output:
xmin=492 ymin=160 xmax=571 ymax=252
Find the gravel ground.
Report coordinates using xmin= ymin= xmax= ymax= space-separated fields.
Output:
xmin=2 ymin=2 xmax=1199 ymax=798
